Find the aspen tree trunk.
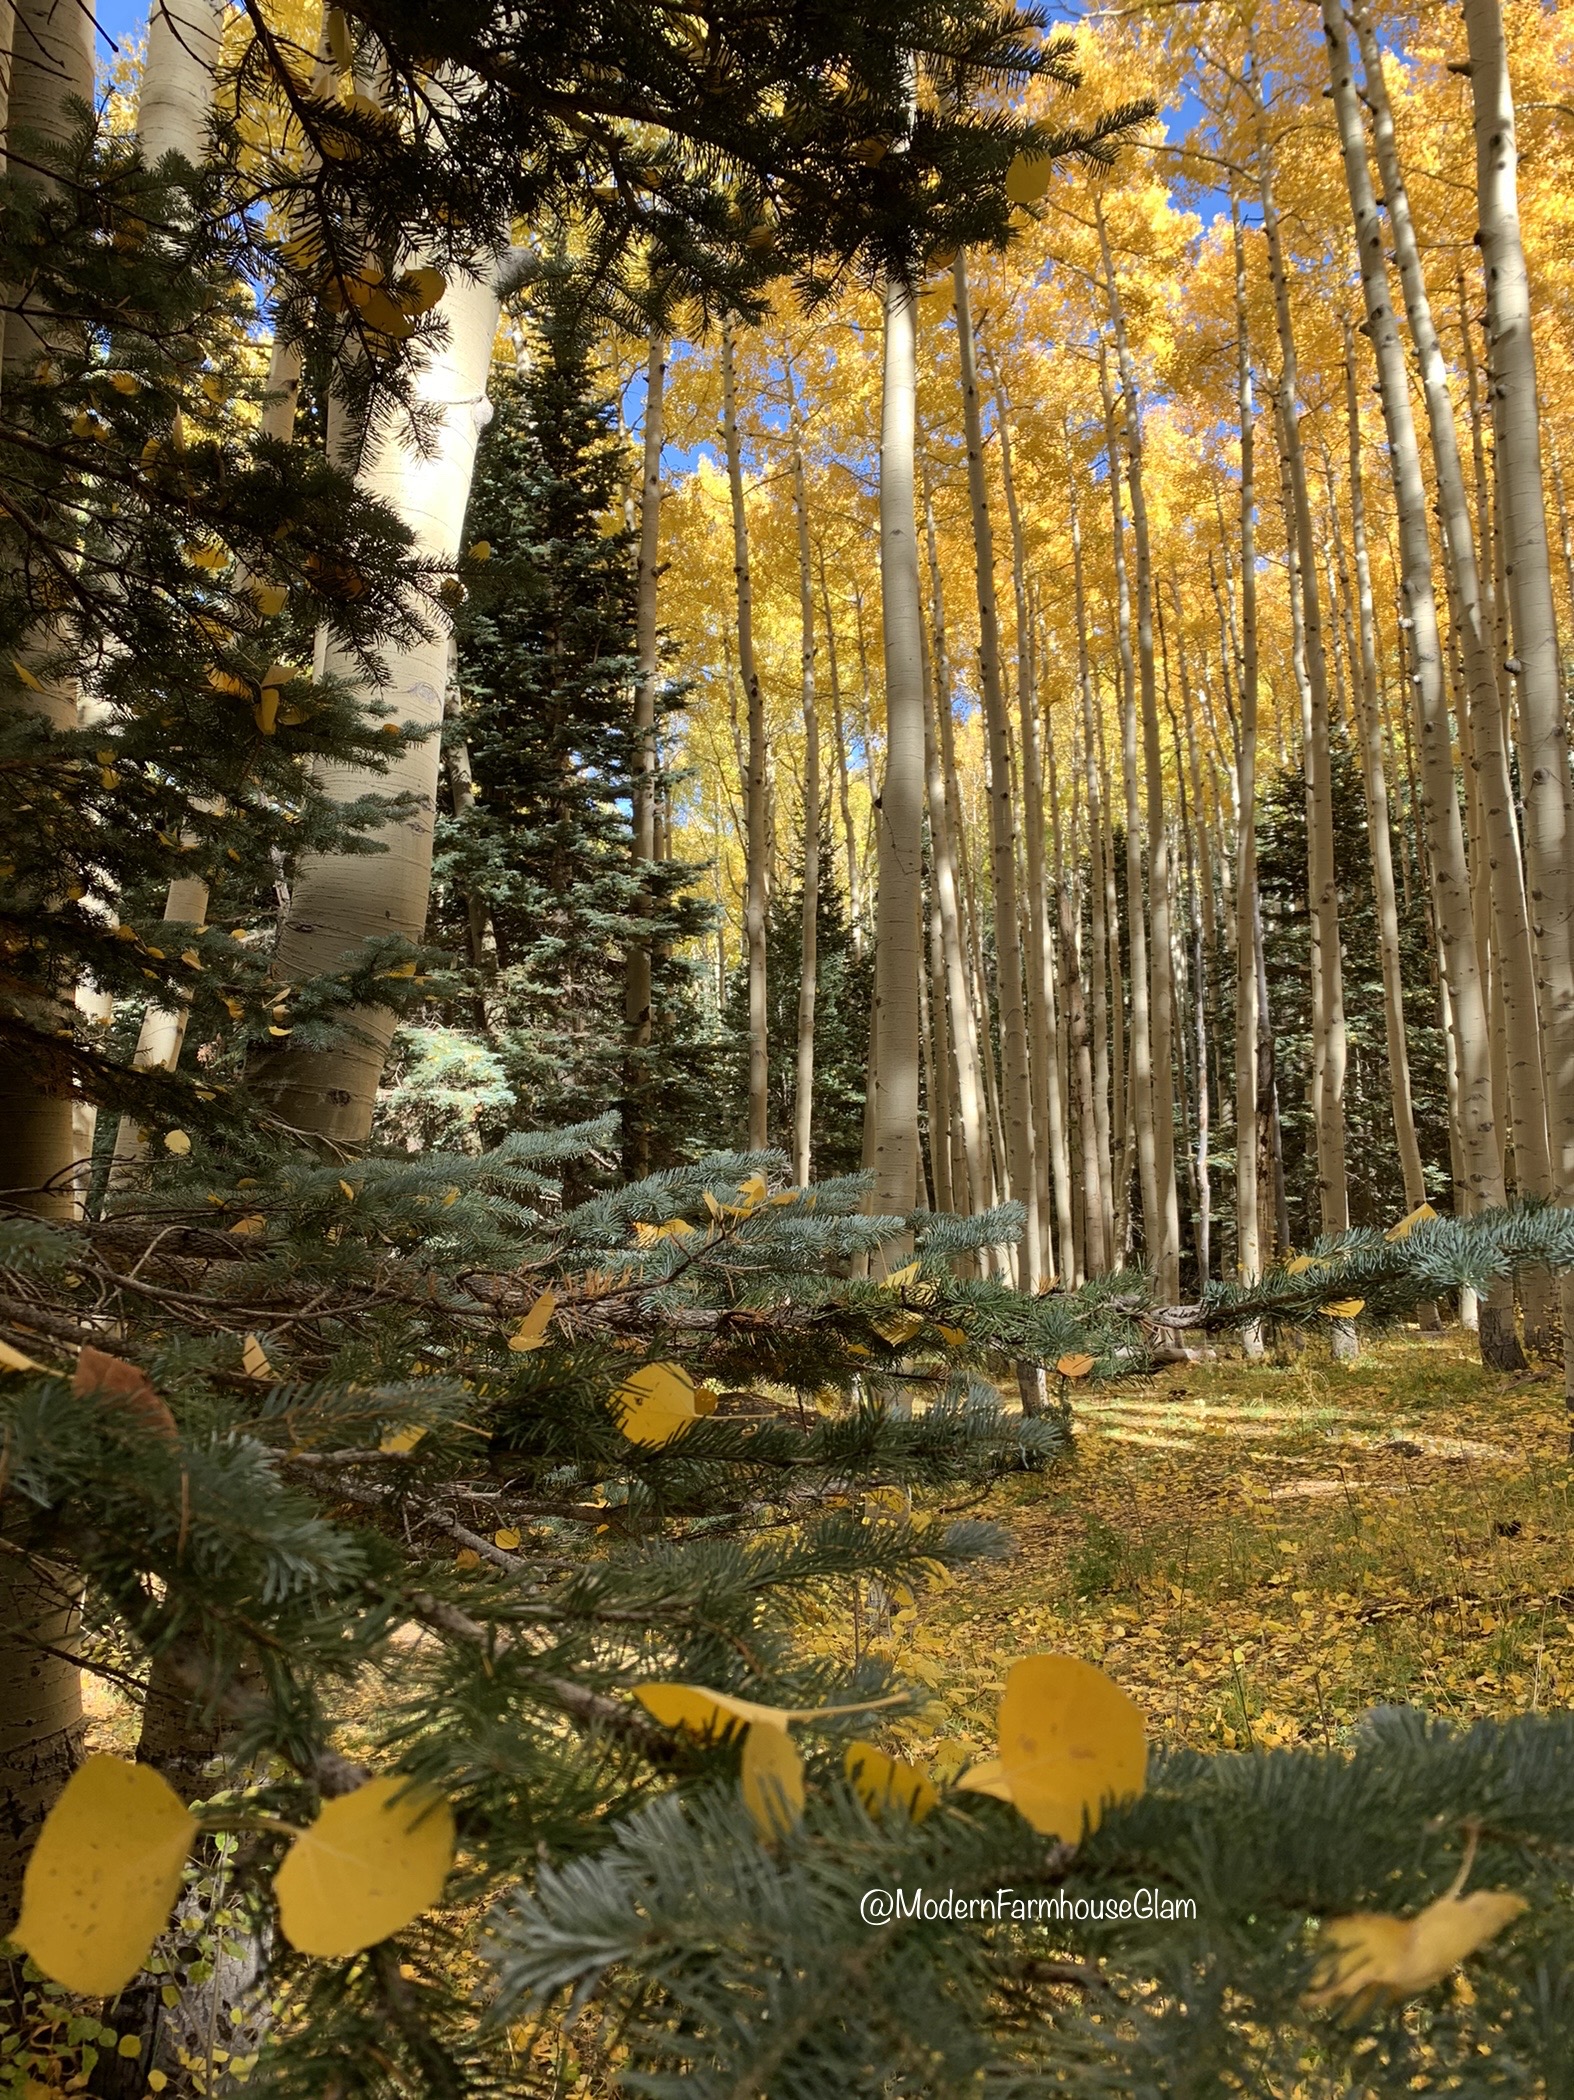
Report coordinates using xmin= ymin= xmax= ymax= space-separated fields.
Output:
xmin=1463 ymin=0 xmax=1574 ymax=1405
xmin=1357 ymin=5 xmax=1552 ymax=1314
xmin=138 ymin=0 xmax=223 ymax=165
xmin=1253 ymin=89 xmax=1351 ymax=1239
xmin=819 ymin=550 xmax=864 ymax=958
xmin=1340 ymin=323 xmax=1427 ymax=1212
xmin=951 ymin=256 xmax=1039 ymax=1286
xmin=923 ymin=831 xmax=956 ymax=1216
xmin=1096 ymin=206 xmax=1179 ymax=1297
xmin=869 ymin=274 xmax=925 ymax=1225
xmin=253 ymin=262 xmax=503 ymax=1142
xmin=719 ymin=322 xmax=770 ymax=1152
xmin=921 ymin=483 xmax=994 ymax=1224
xmin=993 ymin=364 xmax=1071 ymax=1283
xmin=788 ymin=361 xmax=819 ymax=1187
xmin=1324 ymin=0 xmax=1521 ymax=1366
xmin=623 ymin=332 xmax=665 ymax=1176
xmin=1068 ymin=437 xmax=1115 ymax=1266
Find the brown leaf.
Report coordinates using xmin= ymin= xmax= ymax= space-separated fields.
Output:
xmin=73 ymin=1346 xmax=177 ymax=1443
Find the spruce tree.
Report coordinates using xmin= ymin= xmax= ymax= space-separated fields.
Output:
xmin=410 ymin=279 xmax=713 ymax=1175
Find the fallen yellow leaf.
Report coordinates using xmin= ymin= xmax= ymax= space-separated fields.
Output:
xmin=845 ymin=1741 xmax=938 ymax=1822
xmin=1305 ymin=1890 xmax=1527 ymax=2010
xmin=274 ymin=1777 xmax=455 ymax=1958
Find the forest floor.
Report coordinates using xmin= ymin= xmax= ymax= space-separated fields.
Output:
xmin=860 ymin=1327 xmax=1574 ymax=1776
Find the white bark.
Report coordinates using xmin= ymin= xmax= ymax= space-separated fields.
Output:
xmin=257 ymin=266 xmax=504 ymax=1141
xmin=788 ymin=359 xmax=818 ymax=1188
xmin=138 ymin=0 xmax=223 ymax=165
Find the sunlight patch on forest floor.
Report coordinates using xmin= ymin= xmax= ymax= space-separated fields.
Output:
xmin=867 ymin=1331 xmax=1574 ymax=1777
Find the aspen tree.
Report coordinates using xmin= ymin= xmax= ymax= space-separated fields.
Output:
xmin=1354 ymin=6 xmax=1551 ymax=1301
xmin=1097 ymin=337 xmax=1158 ymax=1272
xmin=1462 ymin=0 xmax=1574 ymax=1404
xmin=992 ymin=357 xmax=1073 ymax=1282
xmin=720 ymin=321 xmax=770 ymax=1151
xmin=869 ymin=274 xmax=925 ymax=1225
xmin=1322 ymin=0 xmax=1521 ymax=1367
xmin=1251 ymin=58 xmax=1350 ymax=1239
xmin=787 ymin=357 xmax=819 ymax=1187
xmin=1096 ymin=200 xmax=1180 ymax=1296
xmin=1068 ymin=429 xmax=1115 ymax=1266
xmin=624 ymin=332 xmax=666 ymax=1175
xmin=819 ymin=548 xmax=864 ymax=957
xmin=1340 ymin=322 xmax=1427 ymax=1214
xmin=951 ymin=254 xmax=1040 ymax=1285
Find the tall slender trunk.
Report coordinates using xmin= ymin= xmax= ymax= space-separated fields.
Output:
xmin=1097 ymin=341 xmax=1157 ymax=1272
xmin=1340 ymin=322 xmax=1426 ymax=1211
xmin=255 ymin=262 xmax=503 ymax=1140
xmin=138 ymin=0 xmax=223 ymax=165
xmin=1096 ymin=203 xmax=1180 ymax=1296
xmin=819 ymin=550 xmax=863 ymax=958
xmin=992 ymin=360 xmax=1071 ymax=1283
xmin=623 ymin=332 xmax=666 ymax=1175
xmin=1324 ymin=0 xmax=1520 ymax=1366
xmin=1462 ymin=0 xmax=1574 ymax=1405
xmin=922 ymin=510 xmax=992 ymax=1226
xmin=1253 ymin=68 xmax=1350 ymax=1236
xmin=787 ymin=359 xmax=819 ymax=1187
xmin=1356 ymin=4 xmax=1551 ymax=1300
xmin=952 ymin=256 xmax=1038 ymax=1285
xmin=721 ymin=322 xmax=770 ymax=1152
xmin=869 ymin=274 xmax=924 ymax=1225
xmin=1068 ymin=437 xmax=1115 ymax=1267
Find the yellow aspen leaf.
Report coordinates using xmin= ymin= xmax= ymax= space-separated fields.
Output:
xmin=1305 ymin=1890 xmax=1527 ymax=2011
xmin=494 ymin=1528 xmax=521 ymax=1550
xmin=956 ymin=1754 xmax=1014 ymax=1802
xmin=180 ymin=949 xmax=201 ymax=968
xmin=381 ymin=960 xmax=418 ymax=980
xmin=454 ymin=1547 xmax=481 ymax=1568
xmin=148 ymin=2071 xmax=169 ymax=2090
xmin=379 ymin=1424 xmax=425 ymax=1454
xmin=868 ymin=1308 xmax=925 ymax=1345
xmin=466 ymin=539 xmax=491 ymax=561
xmin=614 ymin=1361 xmax=714 ymax=1447
xmin=254 ymin=689 xmax=281 ymax=736
xmin=936 ymin=1324 xmax=968 ymax=1346
xmin=740 ymin=1722 xmax=804 ymax=1839
xmin=229 ymin=1214 xmax=266 ymax=1236
xmin=248 ymin=579 xmax=288 ymax=617
xmin=1005 ymin=151 xmax=1053 ymax=204
xmin=241 ymin=1334 xmax=273 ymax=1380
xmin=13 ymin=1756 xmax=196 ymax=1994
xmin=966 ymin=1654 xmax=1147 ymax=1843
xmin=162 ymin=1130 xmax=191 ymax=1156
xmin=1320 ymin=1299 xmax=1365 ymax=1320
xmin=633 ymin=1218 xmax=697 ymax=1245
xmin=273 ymin=1777 xmax=456 ymax=1958
xmin=881 ymin=1259 xmax=921 ymax=1289
xmin=339 ymin=1179 xmax=356 ymax=1200
xmin=116 ymin=2034 xmax=141 ymax=2057
xmin=440 ymin=1186 xmax=460 ymax=1207
xmin=0 ymin=1338 xmax=45 ymax=1373
xmin=1056 ymin=1353 xmax=1095 ymax=1380
xmin=844 ymin=1740 xmax=937 ymax=1822
xmin=508 ymin=1288 xmax=556 ymax=1352
xmin=1286 ymin=1254 xmax=1321 ymax=1275
xmin=108 ymin=369 xmax=140 ymax=395
xmin=1386 ymin=1201 xmax=1438 ymax=1241
xmin=703 ymin=1189 xmax=724 ymax=1219
xmin=733 ymin=1173 xmax=768 ymax=1212
xmin=208 ymin=667 xmax=252 ymax=699
xmin=11 ymin=657 xmax=44 ymax=692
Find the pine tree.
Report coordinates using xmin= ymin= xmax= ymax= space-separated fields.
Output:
xmin=411 ymin=279 xmax=714 ymax=1175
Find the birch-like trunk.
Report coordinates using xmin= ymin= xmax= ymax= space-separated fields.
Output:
xmin=1254 ymin=88 xmax=1350 ymax=1238
xmin=720 ymin=322 xmax=770 ymax=1152
xmin=869 ymin=275 xmax=925 ymax=1225
xmin=1462 ymin=0 xmax=1574 ymax=1400
xmin=1324 ymin=0 xmax=1521 ymax=1366
xmin=818 ymin=550 xmax=864 ymax=958
xmin=138 ymin=0 xmax=223 ymax=165
xmin=623 ymin=332 xmax=665 ymax=1174
xmin=951 ymin=256 xmax=1039 ymax=1285
xmin=1068 ymin=442 xmax=1114 ymax=1267
xmin=1356 ymin=5 xmax=1551 ymax=1279
xmin=254 ymin=266 xmax=503 ymax=1141
xmin=993 ymin=362 xmax=1071 ymax=1282
xmin=1097 ymin=203 xmax=1180 ymax=1297
xmin=921 ymin=486 xmax=993 ymax=1227
xmin=788 ymin=360 xmax=819 ymax=1187
xmin=1340 ymin=323 xmax=1427 ymax=1212
xmin=1097 ymin=340 xmax=1158 ymax=1272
